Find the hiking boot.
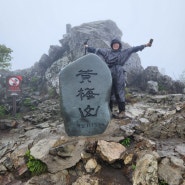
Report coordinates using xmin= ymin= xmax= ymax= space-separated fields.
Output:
xmin=118 ymin=111 xmax=126 ymax=119
xmin=112 ymin=113 xmax=118 ymax=119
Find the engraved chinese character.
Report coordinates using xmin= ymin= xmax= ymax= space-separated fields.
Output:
xmin=76 ymin=70 xmax=97 ymax=83
xmin=76 ymin=88 xmax=99 ymax=100
xmin=79 ymin=105 xmax=100 ymax=118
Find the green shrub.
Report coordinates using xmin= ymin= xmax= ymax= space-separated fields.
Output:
xmin=0 ymin=105 xmax=6 ymax=117
xmin=125 ymin=87 xmax=138 ymax=103
xmin=23 ymin=98 xmax=36 ymax=110
xmin=30 ymin=77 xmax=39 ymax=86
xmin=120 ymin=137 xmax=131 ymax=147
xmin=159 ymin=179 xmax=168 ymax=185
xmin=25 ymin=150 xmax=47 ymax=176
xmin=30 ymin=77 xmax=39 ymax=91
xmin=131 ymin=164 xmax=136 ymax=170
xmin=48 ymin=88 xmax=56 ymax=97
xmin=158 ymin=83 xmax=166 ymax=92
xmin=23 ymin=98 xmax=32 ymax=106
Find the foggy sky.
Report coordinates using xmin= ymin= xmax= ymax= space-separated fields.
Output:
xmin=0 ymin=0 xmax=185 ymax=80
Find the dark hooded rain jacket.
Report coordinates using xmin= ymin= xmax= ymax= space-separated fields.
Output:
xmin=87 ymin=40 xmax=145 ymax=102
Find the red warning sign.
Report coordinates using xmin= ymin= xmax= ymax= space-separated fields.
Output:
xmin=6 ymin=76 xmax=22 ymax=96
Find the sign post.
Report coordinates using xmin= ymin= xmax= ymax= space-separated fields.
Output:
xmin=11 ymin=93 xmax=18 ymax=116
xmin=6 ymin=76 xmax=22 ymax=116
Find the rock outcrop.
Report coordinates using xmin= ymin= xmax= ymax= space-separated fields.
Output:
xmin=140 ymin=66 xmax=185 ymax=94
xmin=45 ymin=20 xmax=144 ymax=93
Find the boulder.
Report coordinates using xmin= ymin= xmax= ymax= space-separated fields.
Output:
xmin=147 ymin=80 xmax=158 ymax=94
xmin=158 ymin=157 xmax=184 ymax=185
xmin=96 ymin=140 xmax=126 ymax=164
xmin=59 ymin=54 xmax=112 ymax=136
xmin=133 ymin=152 xmax=158 ymax=185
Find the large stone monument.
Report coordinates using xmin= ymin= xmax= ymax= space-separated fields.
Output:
xmin=59 ymin=54 xmax=112 ymax=136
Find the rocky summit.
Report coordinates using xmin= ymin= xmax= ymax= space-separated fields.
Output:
xmin=0 ymin=20 xmax=185 ymax=185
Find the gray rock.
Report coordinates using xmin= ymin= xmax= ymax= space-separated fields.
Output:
xmin=0 ymin=164 xmax=7 ymax=175
xmin=2 ymin=157 xmax=14 ymax=171
xmin=96 ymin=140 xmax=126 ymax=164
xmin=72 ymin=174 xmax=99 ymax=185
xmin=147 ymin=80 xmax=158 ymax=94
xmin=30 ymin=138 xmax=57 ymax=159
xmin=175 ymin=144 xmax=185 ymax=157
xmin=59 ymin=54 xmax=112 ymax=136
xmin=141 ymin=66 xmax=185 ymax=93
xmin=158 ymin=157 xmax=183 ymax=185
xmin=133 ymin=152 xmax=158 ymax=185
xmin=40 ymin=139 xmax=85 ymax=173
xmin=170 ymin=156 xmax=185 ymax=172
xmin=0 ymin=141 xmax=15 ymax=159
xmin=0 ymin=119 xmax=18 ymax=130
xmin=25 ymin=171 xmax=68 ymax=185
xmin=85 ymin=158 xmax=98 ymax=173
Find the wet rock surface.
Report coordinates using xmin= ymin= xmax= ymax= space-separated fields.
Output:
xmin=0 ymin=93 xmax=185 ymax=185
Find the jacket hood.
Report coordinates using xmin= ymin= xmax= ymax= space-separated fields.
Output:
xmin=110 ymin=39 xmax=122 ymax=50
